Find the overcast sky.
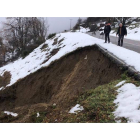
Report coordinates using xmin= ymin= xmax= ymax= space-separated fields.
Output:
xmin=47 ymin=17 xmax=86 ymax=34
xmin=0 ymin=17 xmax=87 ymax=34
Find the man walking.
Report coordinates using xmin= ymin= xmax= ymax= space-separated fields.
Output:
xmin=116 ymin=23 xmax=127 ymax=46
xmin=104 ymin=22 xmax=111 ymax=43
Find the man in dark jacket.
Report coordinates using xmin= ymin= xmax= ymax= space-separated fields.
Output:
xmin=116 ymin=23 xmax=127 ymax=46
xmin=104 ymin=22 xmax=111 ymax=43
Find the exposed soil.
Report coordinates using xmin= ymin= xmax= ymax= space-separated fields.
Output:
xmin=58 ymin=38 xmax=65 ymax=44
xmin=41 ymin=48 xmax=60 ymax=65
xmin=0 ymin=71 xmax=11 ymax=88
xmin=52 ymin=38 xmax=58 ymax=45
xmin=40 ymin=44 xmax=48 ymax=51
xmin=0 ymin=45 xmax=122 ymax=122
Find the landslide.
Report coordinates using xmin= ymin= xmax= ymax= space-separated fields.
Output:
xmin=0 ymin=45 xmax=122 ymax=121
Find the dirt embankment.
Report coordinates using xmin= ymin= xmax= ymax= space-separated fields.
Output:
xmin=0 ymin=71 xmax=11 ymax=88
xmin=0 ymin=45 xmax=122 ymax=122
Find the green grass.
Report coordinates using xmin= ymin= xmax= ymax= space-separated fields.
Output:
xmin=30 ymin=112 xmax=47 ymax=123
xmin=77 ymin=80 xmax=121 ymax=123
xmin=47 ymin=79 xmax=124 ymax=123
xmin=60 ymin=74 xmax=140 ymax=123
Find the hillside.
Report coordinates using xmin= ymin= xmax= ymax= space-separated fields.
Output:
xmin=0 ymin=31 xmax=140 ymax=123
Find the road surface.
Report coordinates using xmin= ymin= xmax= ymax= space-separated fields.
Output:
xmin=87 ymin=32 xmax=140 ymax=53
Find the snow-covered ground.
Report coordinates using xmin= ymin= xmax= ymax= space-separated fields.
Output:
xmin=114 ymin=82 xmax=140 ymax=123
xmin=1 ymin=31 xmax=140 ymax=91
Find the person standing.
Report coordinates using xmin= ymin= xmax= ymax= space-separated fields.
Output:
xmin=116 ymin=23 xmax=127 ymax=46
xmin=104 ymin=22 xmax=111 ymax=43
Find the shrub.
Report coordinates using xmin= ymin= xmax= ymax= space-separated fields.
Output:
xmin=21 ymin=44 xmax=39 ymax=58
xmin=73 ymin=23 xmax=79 ymax=30
xmin=47 ymin=33 xmax=56 ymax=39
xmin=22 ymin=50 xmax=29 ymax=58
xmin=35 ymin=37 xmax=45 ymax=46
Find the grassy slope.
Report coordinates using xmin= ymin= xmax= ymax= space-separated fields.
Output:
xmin=28 ymin=74 xmax=140 ymax=123
xmin=1 ymin=73 xmax=140 ymax=123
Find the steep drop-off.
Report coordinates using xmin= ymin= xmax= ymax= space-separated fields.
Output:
xmin=0 ymin=45 xmax=122 ymax=122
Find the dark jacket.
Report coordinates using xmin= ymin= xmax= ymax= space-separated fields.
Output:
xmin=117 ymin=26 xmax=127 ymax=36
xmin=104 ymin=25 xmax=111 ymax=34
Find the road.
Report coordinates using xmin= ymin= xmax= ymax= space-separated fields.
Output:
xmin=87 ymin=32 xmax=140 ymax=53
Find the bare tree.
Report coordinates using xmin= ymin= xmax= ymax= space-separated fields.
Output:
xmin=0 ymin=37 xmax=6 ymax=62
xmin=2 ymin=17 xmax=49 ymax=58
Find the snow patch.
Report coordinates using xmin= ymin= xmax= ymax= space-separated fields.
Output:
xmin=37 ymin=112 xmax=40 ymax=118
xmin=0 ymin=87 xmax=4 ymax=90
xmin=114 ymin=83 xmax=140 ymax=123
xmin=115 ymin=80 xmax=126 ymax=87
xmin=4 ymin=111 xmax=18 ymax=117
xmin=69 ymin=104 xmax=84 ymax=114
xmin=116 ymin=120 xmax=121 ymax=123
